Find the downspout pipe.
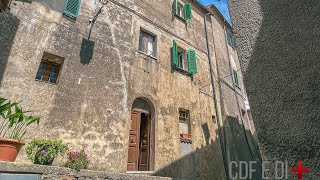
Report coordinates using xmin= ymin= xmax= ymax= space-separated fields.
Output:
xmin=204 ymin=13 xmax=230 ymax=180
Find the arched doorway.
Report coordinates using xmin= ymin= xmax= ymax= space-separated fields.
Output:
xmin=127 ymin=98 xmax=155 ymax=171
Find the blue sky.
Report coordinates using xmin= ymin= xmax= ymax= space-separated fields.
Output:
xmin=198 ymin=0 xmax=232 ymax=25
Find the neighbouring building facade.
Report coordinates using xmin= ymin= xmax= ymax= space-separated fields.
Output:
xmin=0 ymin=0 xmax=259 ymax=179
xmin=227 ymin=0 xmax=320 ymax=179
xmin=206 ymin=5 xmax=262 ymax=179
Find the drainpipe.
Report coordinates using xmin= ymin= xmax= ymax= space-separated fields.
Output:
xmin=204 ymin=13 xmax=230 ymax=180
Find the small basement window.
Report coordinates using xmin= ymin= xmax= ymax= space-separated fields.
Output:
xmin=232 ymin=69 xmax=239 ymax=86
xmin=139 ymin=29 xmax=157 ymax=57
xmin=179 ymin=108 xmax=191 ymax=134
xmin=35 ymin=52 xmax=64 ymax=84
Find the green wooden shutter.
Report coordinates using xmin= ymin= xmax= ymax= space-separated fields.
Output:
xmin=63 ymin=0 xmax=81 ymax=18
xmin=226 ymin=30 xmax=231 ymax=45
xmin=233 ymin=69 xmax=239 ymax=85
xmin=173 ymin=0 xmax=178 ymax=14
xmin=184 ymin=3 xmax=192 ymax=20
xmin=188 ymin=50 xmax=197 ymax=73
xmin=226 ymin=30 xmax=237 ymax=49
xmin=172 ymin=40 xmax=178 ymax=67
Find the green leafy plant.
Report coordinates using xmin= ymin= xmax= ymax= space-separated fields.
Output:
xmin=25 ymin=139 xmax=68 ymax=165
xmin=0 ymin=97 xmax=40 ymax=141
xmin=64 ymin=150 xmax=89 ymax=171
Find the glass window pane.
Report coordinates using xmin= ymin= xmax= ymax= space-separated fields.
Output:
xmin=49 ymin=78 xmax=57 ymax=84
xmin=51 ymin=67 xmax=57 ymax=73
xmin=139 ymin=32 xmax=143 ymax=51
xmin=49 ymin=72 xmax=56 ymax=78
xmin=35 ymin=74 xmax=42 ymax=80
xmin=35 ymin=62 xmax=47 ymax=81
xmin=147 ymin=35 xmax=154 ymax=56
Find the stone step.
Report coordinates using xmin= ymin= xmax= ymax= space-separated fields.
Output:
xmin=0 ymin=162 xmax=173 ymax=180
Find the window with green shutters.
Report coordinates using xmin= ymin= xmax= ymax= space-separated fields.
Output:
xmin=233 ymin=69 xmax=239 ymax=86
xmin=172 ymin=40 xmax=197 ymax=74
xmin=226 ymin=30 xmax=237 ymax=49
xmin=63 ymin=0 xmax=81 ymax=18
xmin=173 ymin=0 xmax=192 ymax=21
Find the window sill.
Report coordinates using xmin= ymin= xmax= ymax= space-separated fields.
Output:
xmin=235 ymin=84 xmax=241 ymax=89
xmin=62 ymin=14 xmax=77 ymax=22
xmin=173 ymin=66 xmax=192 ymax=76
xmin=137 ymin=51 xmax=158 ymax=60
xmin=174 ymin=13 xmax=186 ymax=23
xmin=35 ymin=79 xmax=58 ymax=85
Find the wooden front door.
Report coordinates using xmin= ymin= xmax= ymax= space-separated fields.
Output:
xmin=127 ymin=110 xmax=141 ymax=171
xmin=127 ymin=110 xmax=151 ymax=171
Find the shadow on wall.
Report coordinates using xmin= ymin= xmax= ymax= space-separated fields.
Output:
xmin=222 ymin=116 xmax=262 ymax=179
xmin=154 ymin=119 xmax=261 ymax=179
xmin=80 ymin=38 xmax=95 ymax=65
xmin=0 ymin=12 xmax=19 ymax=87
xmin=154 ymin=123 xmax=226 ymax=180
xmin=228 ymin=0 xmax=320 ymax=179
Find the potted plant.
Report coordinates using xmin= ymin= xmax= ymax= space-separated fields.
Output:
xmin=0 ymin=97 xmax=40 ymax=162
xmin=25 ymin=139 xmax=68 ymax=165
xmin=64 ymin=150 xmax=90 ymax=171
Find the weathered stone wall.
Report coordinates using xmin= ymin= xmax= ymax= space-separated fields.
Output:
xmin=0 ymin=0 xmax=227 ymax=179
xmin=1 ymin=0 xmax=134 ymax=172
xmin=228 ymin=0 xmax=320 ymax=179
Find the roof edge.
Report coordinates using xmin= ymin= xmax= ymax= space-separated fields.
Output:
xmin=206 ymin=3 xmax=233 ymax=30
xmin=190 ymin=0 xmax=210 ymax=14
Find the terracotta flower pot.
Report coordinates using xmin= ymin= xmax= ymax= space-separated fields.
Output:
xmin=0 ymin=138 xmax=25 ymax=162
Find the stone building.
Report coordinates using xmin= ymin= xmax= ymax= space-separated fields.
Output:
xmin=0 ymin=0 xmax=258 ymax=179
xmin=205 ymin=4 xmax=262 ymax=179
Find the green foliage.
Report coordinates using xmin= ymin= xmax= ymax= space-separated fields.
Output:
xmin=25 ymin=139 xmax=68 ymax=165
xmin=64 ymin=150 xmax=89 ymax=171
xmin=0 ymin=97 xmax=40 ymax=141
